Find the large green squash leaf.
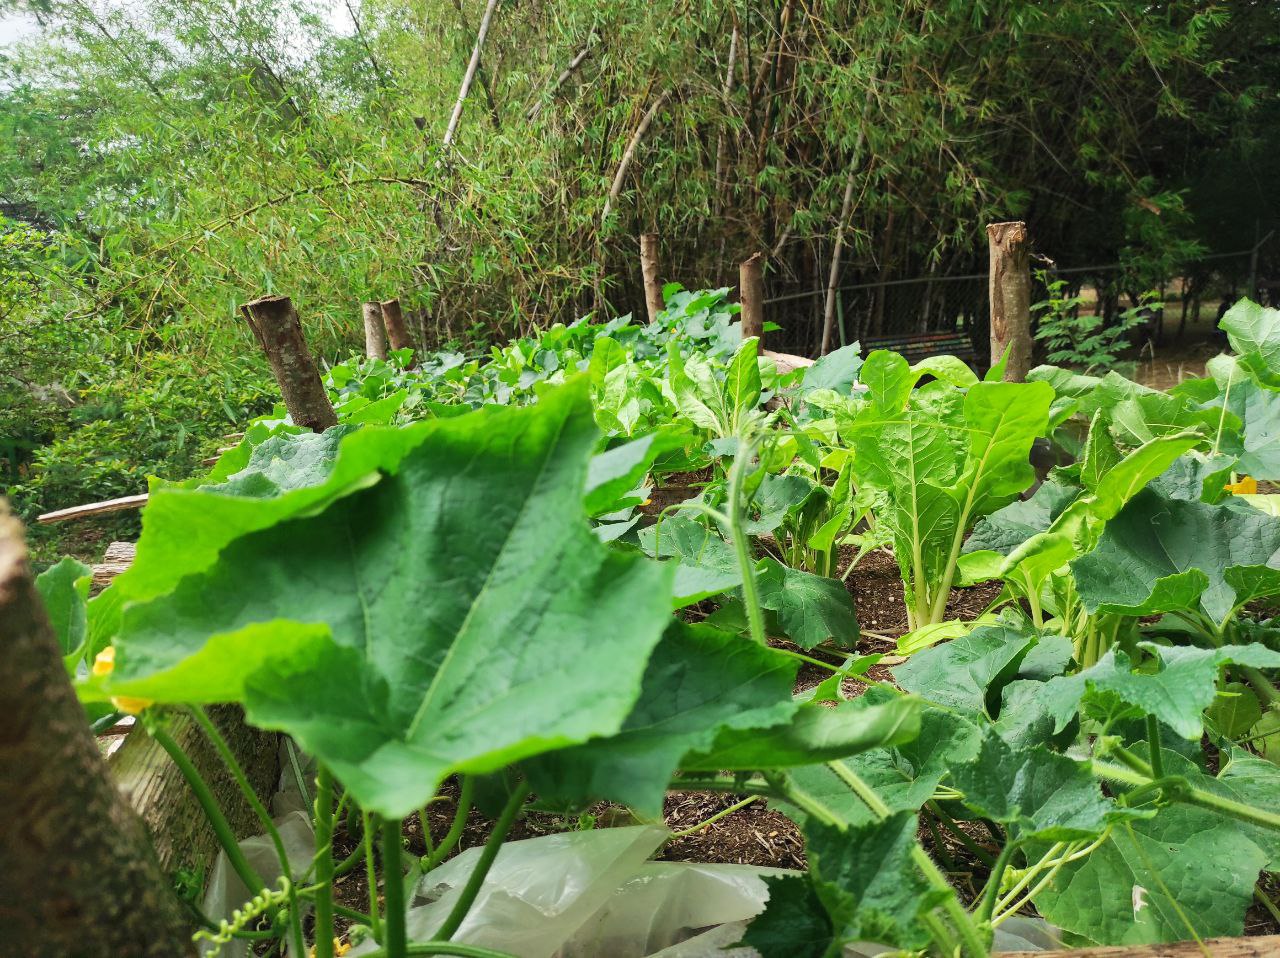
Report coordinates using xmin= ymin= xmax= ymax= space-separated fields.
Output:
xmin=36 ymin=556 xmax=92 ymax=664
xmin=523 ymin=621 xmax=797 ymax=815
xmin=893 ymin=621 xmax=1039 ymax=717
xmin=805 ymin=812 xmax=938 ymax=950
xmin=1072 ymin=488 xmax=1280 ymax=623
xmin=1040 ymin=643 xmax=1280 ymax=740
xmin=637 ymin=515 xmax=742 ymax=605
xmin=1030 ymin=807 xmax=1266 ymax=945
xmin=951 ymin=733 xmax=1129 ymax=842
xmin=754 ymin=558 xmax=859 ymax=650
xmin=738 ymin=875 xmax=834 ymax=958
xmin=93 ymin=380 xmax=676 ymax=818
xmin=680 ymin=695 xmax=922 ymax=770
xmin=1222 ymin=299 xmax=1280 ymax=388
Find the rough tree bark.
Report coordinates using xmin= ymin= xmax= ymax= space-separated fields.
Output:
xmin=739 ymin=252 xmax=765 ymax=343
xmin=987 ymin=221 xmax=1033 ymax=382
xmin=640 ymin=233 xmax=664 ymax=323
xmin=379 ymin=298 xmax=413 ymax=352
xmin=0 ymin=502 xmax=192 ymax=957
xmin=362 ymin=300 xmax=389 ymax=360
xmin=240 ymin=295 xmax=338 ymax=432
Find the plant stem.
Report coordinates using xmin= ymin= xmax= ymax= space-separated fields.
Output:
xmin=314 ymin=766 xmax=336 ymax=958
xmin=1145 ymin=716 xmax=1164 ymax=781
xmin=727 ymin=439 xmax=766 ymax=646
xmin=188 ymin=707 xmax=307 ymax=958
xmin=1093 ymin=761 xmax=1280 ymax=832
xmin=670 ymin=795 xmax=758 ymax=839
xmin=423 ymin=776 xmax=475 ymax=870
xmin=434 ymin=782 xmax=531 ymax=941
xmin=828 ymin=762 xmax=988 ymax=958
xmin=381 ymin=819 xmax=408 ymax=958
xmin=977 ymin=840 xmax=1018 ymax=921
xmin=364 ymin=812 xmax=382 ymax=942
xmin=151 ymin=724 xmax=265 ymax=895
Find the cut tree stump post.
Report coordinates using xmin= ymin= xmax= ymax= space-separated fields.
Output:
xmin=380 ymin=298 xmax=413 ymax=353
xmin=0 ymin=502 xmax=192 ymax=956
xmin=987 ymin=221 xmax=1033 ymax=382
xmin=739 ymin=252 xmax=765 ymax=344
xmin=362 ymin=300 xmax=388 ymax=360
xmin=241 ymin=295 xmax=338 ymax=432
xmin=640 ymin=232 xmax=664 ymax=324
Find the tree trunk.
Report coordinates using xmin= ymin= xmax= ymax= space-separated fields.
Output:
xmin=640 ymin=233 xmax=664 ymax=323
xmin=987 ymin=221 xmax=1033 ymax=382
xmin=379 ymin=298 xmax=413 ymax=353
xmin=0 ymin=503 xmax=193 ymax=957
xmin=241 ymin=296 xmax=338 ymax=432
xmin=739 ymin=252 xmax=765 ymax=343
xmin=362 ymin=300 xmax=388 ymax=360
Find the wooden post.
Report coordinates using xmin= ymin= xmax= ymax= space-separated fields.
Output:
xmin=361 ymin=300 xmax=388 ymax=360
xmin=379 ymin=298 xmax=413 ymax=353
xmin=0 ymin=503 xmax=192 ymax=956
xmin=740 ymin=252 xmax=765 ymax=344
xmin=240 ymin=295 xmax=338 ymax=432
xmin=640 ymin=232 xmax=664 ymax=324
xmin=987 ymin=221 xmax=1033 ymax=382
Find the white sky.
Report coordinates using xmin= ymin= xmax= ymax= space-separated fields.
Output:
xmin=0 ymin=3 xmax=355 ymax=48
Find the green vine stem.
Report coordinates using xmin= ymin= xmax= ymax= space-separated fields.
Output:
xmin=669 ymin=795 xmax=758 ymax=839
xmin=1145 ymin=716 xmax=1165 ymax=781
xmin=150 ymin=722 xmax=265 ymax=895
xmin=976 ymin=839 xmax=1018 ymax=921
xmin=313 ymin=766 xmax=336 ymax=958
xmin=827 ymin=761 xmax=989 ymax=958
xmin=423 ymin=776 xmax=475 ymax=870
xmin=363 ymin=811 xmax=382 ymax=942
xmin=381 ymin=819 xmax=408 ymax=958
xmin=188 ymin=706 xmax=306 ymax=957
xmin=726 ymin=436 xmax=766 ymax=646
xmin=1093 ymin=759 xmax=1280 ymax=832
xmin=434 ymin=782 xmax=532 ymax=942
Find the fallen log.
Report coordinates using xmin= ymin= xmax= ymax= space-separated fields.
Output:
xmin=37 ymin=492 xmax=149 ymax=524
xmin=998 ymin=936 xmax=1280 ymax=957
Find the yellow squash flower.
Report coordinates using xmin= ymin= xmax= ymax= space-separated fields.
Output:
xmin=1226 ymin=475 xmax=1258 ymax=496
xmin=91 ymin=646 xmax=153 ymax=715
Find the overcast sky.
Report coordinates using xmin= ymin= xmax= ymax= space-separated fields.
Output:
xmin=0 ymin=10 xmax=38 ymax=46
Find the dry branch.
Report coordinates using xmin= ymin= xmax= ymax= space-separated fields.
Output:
xmin=37 ymin=492 xmax=149 ymax=525
xmin=363 ymin=300 xmax=388 ymax=360
xmin=380 ymin=298 xmax=414 ymax=352
xmin=987 ymin=221 xmax=1033 ymax=382
xmin=740 ymin=252 xmax=765 ymax=343
xmin=640 ymin=233 xmax=664 ymax=323
xmin=240 ymin=295 xmax=338 ymax=432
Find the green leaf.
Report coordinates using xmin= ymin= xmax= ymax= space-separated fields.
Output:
xmin=1206 ymin=682 xmax=1262 ymax=739
xmin=913 ymin=353 xmax=978 ymax=388
xmin=584 ymin=428 xmax=688 ymax=516
xmin=893 ymin=621 xmax=1038 ymax=716
xmin=1040 ymin=643 xmax=1280 ymax=740
xmin=668 ymin=343 xmax=727 ymax=433
xmin=1031 ymin=808 xmax=1266 ymax=945
xmin=36 ymin=557 xmax=92 ymax=664
xmin=637 ymin=515 xmax=741 ymax=605
xmin=1222 ymin=299 xmax=1280 ymax=388
xmin=1072 ymin=488 xmax=1280 ymax=623
xmin=197 ymin=426 xmax=360 ymax=498
xmin=745 ymin=472 xmax=821 ymax=535
xmin=681 ymin=695 xmax=922 ymax=771
xmin=754 ymin=558 xmax=859 ymax=650
xmin=779 ymin=702 xmax=982 ymax=825
xmin=722 ymin=336 xmax=762 ymax=424
xmin=805 ymin=812 xmax=937 ymax=950
xmin=965 ymin=480 xmax=1079 ymax=556
xmin=857 ymin=349 xmax=915 ymax=412
xmin=799 ymin=342 xmax=863 ymax=401
xmin=94 ymin=381 xmax=676 ymax=818
xmin=738 ymin=875 xmax=833 ymax=958
xmin=525 ymin=621 xmax=797 ymax=815
xmin=952 ymin=733 xmax=1123 ymax=841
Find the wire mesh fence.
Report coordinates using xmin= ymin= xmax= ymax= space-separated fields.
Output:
xmin=760 ymin=246 xmax=1270 ymax=359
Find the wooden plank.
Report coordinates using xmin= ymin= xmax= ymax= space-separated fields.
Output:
xmin=37 ymin=493 xmax=149 ymax=524
xmin=998 ymin=935 xmax=1280 ymax=957
xmin=91 ymin=540 xmax=136 ymax=593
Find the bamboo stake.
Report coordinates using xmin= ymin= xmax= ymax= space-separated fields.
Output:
xmin=362 ymin=301 xmax=388 ymax=360
xmin=379 ymin=298 xmax=413 ymax=352
xmin=240 ymin=296 xmax=338 ymax=432
xmin=640 ymin=233 xmax=664 ymax=323
xmin=987 ymin=221 xmax=1033 ymax=382
xmin=740 ymin=252 xmax=765 ymax=344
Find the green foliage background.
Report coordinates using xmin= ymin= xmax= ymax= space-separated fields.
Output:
xmin=1 ymin=0 xmax=1277 ymax=553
